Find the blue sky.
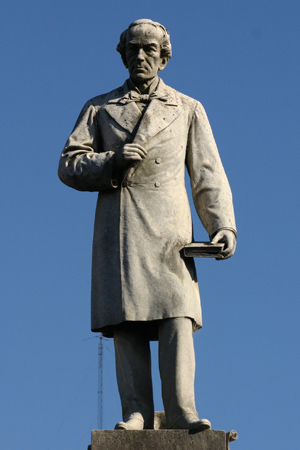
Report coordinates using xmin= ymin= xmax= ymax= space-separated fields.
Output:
xmin=1 ymin=1 xmax=299 ymax=449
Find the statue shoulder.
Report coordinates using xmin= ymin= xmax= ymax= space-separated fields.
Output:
xmin=162 ymin=81 xmax=203 ymax=112
xmin=86 ymin=82 xmax=128 ymax=109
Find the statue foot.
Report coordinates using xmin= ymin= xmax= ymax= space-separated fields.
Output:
xmin=170 ymin=414 xmax=211 ymax=432
xmin=115 ymin=413 xmax=144 ymax=430
xmin=188 ymin=418 xmax=211 ymax=433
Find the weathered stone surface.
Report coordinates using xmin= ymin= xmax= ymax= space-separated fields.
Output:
xmin=90 ymin=429 xmax=227 ymax=450
xmin=154 ymin=411 xmax=166 ymax=429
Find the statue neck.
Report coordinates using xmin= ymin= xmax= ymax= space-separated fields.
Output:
xmin=130 ymin=76 xmax=159 ymax=94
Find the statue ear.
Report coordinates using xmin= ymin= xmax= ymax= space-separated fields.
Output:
xmin=159 ymin=57 xmax=168 ymax=71
xmin=122 ymin=55 xmax=128 ymax=69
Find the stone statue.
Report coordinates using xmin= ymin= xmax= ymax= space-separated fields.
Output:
xmin=58 ymin=19 xmax=236 ymax=432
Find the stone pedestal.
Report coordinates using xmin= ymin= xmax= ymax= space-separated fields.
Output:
xmin=88 ymin=429 xmax=237 ymax=450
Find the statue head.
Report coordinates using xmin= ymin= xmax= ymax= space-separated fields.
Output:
xmin=116 ymin=19 xmax=172 ymax=83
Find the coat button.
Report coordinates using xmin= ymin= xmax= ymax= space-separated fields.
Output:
xmin=122 ymin=181 xmax=128 ymax=187
xmin=155 ymin=181 xmax=160 ymax=188
xmin=155 ymin=158 xmax=161 ymax=164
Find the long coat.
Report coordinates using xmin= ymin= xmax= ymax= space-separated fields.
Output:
xmin=58 ymin=78 xmax=236 ymax=336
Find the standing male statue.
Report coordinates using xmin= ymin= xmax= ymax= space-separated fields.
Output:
xmin=58 ymin=19 xmax=236 ymax=432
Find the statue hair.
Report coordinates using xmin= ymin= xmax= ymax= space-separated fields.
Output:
xmin=116 ymin=19 xmax=172 ymax=68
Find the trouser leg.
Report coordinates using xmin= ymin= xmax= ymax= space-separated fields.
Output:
xmin=158 ymin=317 xmax=198 ymax=428
xmin=114 ymin=326 xmax=154 ymax=429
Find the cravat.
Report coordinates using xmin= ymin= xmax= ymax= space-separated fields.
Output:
xmin=121 ymin=91 xmax=168 ymax=103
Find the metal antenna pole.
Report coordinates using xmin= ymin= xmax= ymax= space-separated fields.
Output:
xmin=98 ymin=335 xmax=103 ymax=429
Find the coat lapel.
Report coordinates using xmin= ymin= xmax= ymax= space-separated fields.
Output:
xmin=104 ymin=82 xmax=142 ymax=136
xmin=133 ymin=80 xmax=181 ymax=145
xmin=103 ymin=79 xmax=181 ymax=142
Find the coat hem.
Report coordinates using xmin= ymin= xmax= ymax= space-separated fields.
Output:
xmin=91 ymin=316 xmax=202 ymax=340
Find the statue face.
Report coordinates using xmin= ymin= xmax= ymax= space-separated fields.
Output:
xmin=125 ymin=24 xmax=166 ymax=83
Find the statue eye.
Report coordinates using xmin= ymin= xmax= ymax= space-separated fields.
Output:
xmin=127 ymin=44 xmax=139 ymax=53
xmin=145 ymin=45 xmax=157 ymax=53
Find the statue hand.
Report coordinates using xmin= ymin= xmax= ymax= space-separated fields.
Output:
xmin=114 ymin=143 xmax=147 ymax=169
xmin=211 ymin=229 xmax=236 ymax=260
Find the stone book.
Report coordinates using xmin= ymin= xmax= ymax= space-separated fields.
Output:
xmin=184 ymin=242 xmax=225 ymax=257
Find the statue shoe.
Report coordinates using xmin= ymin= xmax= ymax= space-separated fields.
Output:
xmin=170 ymin=414 xmax=211 ymax=433
xmin=188 ymin=418 xmax=211 ymax=433
xmin=115 ymin=413 xmax=144 ymax=430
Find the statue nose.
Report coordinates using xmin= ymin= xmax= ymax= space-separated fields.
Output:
xmin=137 ymin=48 xmax=145 ymax=60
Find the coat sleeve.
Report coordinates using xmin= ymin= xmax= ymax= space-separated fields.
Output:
xmin=58 ymin=100 xmax=118 ymax=191
xmin=186 ymin=101 xmax=236 ymax=239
